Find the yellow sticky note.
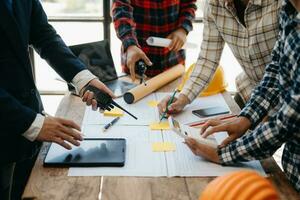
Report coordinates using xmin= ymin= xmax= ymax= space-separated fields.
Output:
xmin=147 ymin=100 xmax=159 ymax=107
xmin=152 ymin=142 xmax=176 ymax=152
xmin=103 ymin=107 xmax=124 ymax=117
xmin=149 ymin=121 xmax=170 ymax=130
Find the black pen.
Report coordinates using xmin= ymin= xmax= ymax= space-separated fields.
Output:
xmin=102 ymin=117 xmax=120 ymax=132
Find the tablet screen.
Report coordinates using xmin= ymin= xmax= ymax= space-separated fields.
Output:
xmin=44 ymin=138 xmax=126 ymax=167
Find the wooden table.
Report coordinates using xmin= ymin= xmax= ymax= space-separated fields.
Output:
xmin=23 ymin=78 xmax=299 ymax=200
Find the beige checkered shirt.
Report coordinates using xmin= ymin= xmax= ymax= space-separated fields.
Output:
xmin=182 ymin=0 xmax=282 ymax=103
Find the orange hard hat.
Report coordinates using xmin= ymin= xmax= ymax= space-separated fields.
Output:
xmin=178 ymin=64 xmax=227 ymax=96
xmin=199 ymin=170 xmax=279 ymax=200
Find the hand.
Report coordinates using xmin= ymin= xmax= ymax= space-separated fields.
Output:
xmin=157 ymin=94 xmax=190 ymax=116
xmin=184 ymin=138 xmax=220 ymax=164
xmin=126 ymin=45 xmax=153 ymax=82
xmin=201 ymin=117 xmax=252 ymax=148
xmin=82 ymin=79 xmax=116 ymax=111
xmin=36 ymin=116 xmax=83 ymax=150
xmin=167 ymin=28 xmax=187 ymax=52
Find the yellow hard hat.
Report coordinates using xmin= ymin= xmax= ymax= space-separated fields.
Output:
xmin=178 ymin=64 xmax=227 ymax=97
xmin=199 ymin=170 xmax=279 ymax=200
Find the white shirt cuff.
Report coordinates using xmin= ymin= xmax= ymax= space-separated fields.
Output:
xmin=23 ymin=114 xmax=45 ymax=142
xmin=71 ymin=70 xmax=97 ymax=95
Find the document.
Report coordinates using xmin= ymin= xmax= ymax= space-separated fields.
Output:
xmin=69 ymin=92 xmax=266 ymax=177
xmin=69 ymin=124 xmax=265 ymax=177
xmin=163 ymin=131 xmax=266 ymax=177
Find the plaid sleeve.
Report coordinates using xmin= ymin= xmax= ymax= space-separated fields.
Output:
xmin=181 ymin=2 xmax=225 ymax=102
xmin=111 ymin=0 xmax=139 ymax=51
xmin=219 ymin=91 xmax=300 ymax=164
xmin=239 ymin=37 xmax=282 ymax=128
xmin=219 ymin=31 xmax=300 ymax=164
xmin=179 ymin=0 xmax=197 ymax=33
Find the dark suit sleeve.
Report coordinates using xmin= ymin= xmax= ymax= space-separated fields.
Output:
xmin=29 ymin=0 xmax=86 ymax=82
xmin=0 ymin=89 xmax=37 ymax=136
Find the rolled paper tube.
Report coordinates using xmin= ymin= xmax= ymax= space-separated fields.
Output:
xmin=146 ymin=37 xmax=198 ymax=49
xmin=146 ymin=37 xmax=171 ymax=47
xmin=123 ymin=64 xmax=185 ymax=104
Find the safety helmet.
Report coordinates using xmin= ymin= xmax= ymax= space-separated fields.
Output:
xmin=178 ymin=64 xmax=227 ymax=96
xmin=199 ymin=170 xmax=279 ymax=200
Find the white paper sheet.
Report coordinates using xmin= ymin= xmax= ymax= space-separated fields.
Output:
xmin=69 ymin=125 xmax=265 ymax=177
xmin=163 ymin=131 xmax=266 ymax=177
xmin=69 ymin=125 xmax=167 ymax=177
xmin=155 ymin=93 xmax=231 ymax=125
xmin=69 ymin=92 xmax=266 ymax=177
xmin=82 ymin=93 xmax=159 ymax=126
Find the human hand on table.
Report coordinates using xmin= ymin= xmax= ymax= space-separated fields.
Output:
xmin=167 ymin=28 xmax=187 ymax=52
xmin=184 ymin=117 xmax=251 ymax=162
xmin=200 ymin=117 xmax=251 ymax=148
xmin=157 ymin=94 xmax=190 ymax=117
xmin=184 ymin=138 xmax=220 ymax=164
xmin=81 ymin=79 xmax=116 ymax=111
xmin=36 ymin=116 xmax=83 ymax=150
xmin=126 ymin=45 xmax=153 ymax=82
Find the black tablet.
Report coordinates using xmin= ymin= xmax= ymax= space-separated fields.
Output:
xmin=44 ymin=138 xmax=126 ymax=167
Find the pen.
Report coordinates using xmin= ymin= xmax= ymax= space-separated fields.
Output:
xmin=189 ymin=114 xmax=238 ymax=127
xmin=103 ymin=117 xmax=120 ymax=132
xmin=160 ymin=89 xmax=178 ymax=122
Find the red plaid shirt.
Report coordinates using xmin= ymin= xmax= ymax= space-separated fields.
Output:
xmin=112 ymin=0 xmax=197 ymax=76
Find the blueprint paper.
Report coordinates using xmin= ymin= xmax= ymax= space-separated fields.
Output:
xmin=69 ymin=93 xmax=265 ymax=177
xmin=163 ymin=131 xmax=266 ymax=177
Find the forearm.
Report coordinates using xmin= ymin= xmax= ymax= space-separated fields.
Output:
xmin=240 ymin=66 xmax=281 ymax=127
xmin=181 ymin=57 xmax=223 ymax=102
xmin=219 ymin=102 xmax=300 ymax=164
xmin=239 ymin=37 xmax=282 ymax=127
xmin=112 ymin=0 xmax=139 ymax=50
xmin=181 ymin=2 xmax=224 ymax=102
xmin=23 ymin=70 xmax=97 ymax=141
xmin=179 ymin=0 xmax=197 ymax=33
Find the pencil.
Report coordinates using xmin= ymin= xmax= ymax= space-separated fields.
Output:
xmin=160 ymin=89 xmax=178 ymax=122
